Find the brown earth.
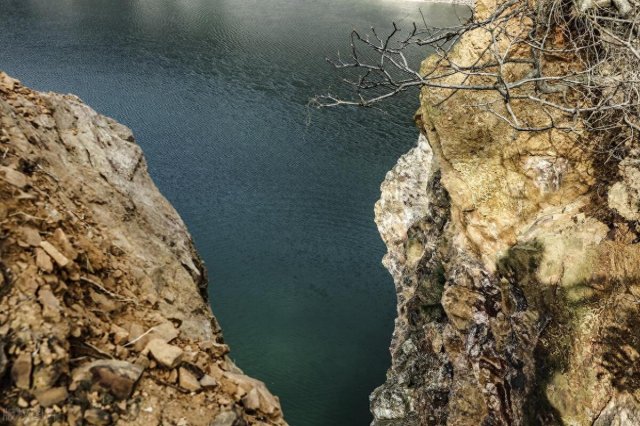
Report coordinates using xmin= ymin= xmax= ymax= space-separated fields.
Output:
xmin=0 ymin=72 xmax=286 ymax=426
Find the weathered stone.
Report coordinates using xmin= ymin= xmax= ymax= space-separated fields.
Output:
xmin=199 ymin=374 xmax=217 ymax=388
xmin=52 ymin=228 xmax=77 ymax=260
xmin=224 ymin=371 xmax=281 ymax=416
xmin=152 ymin=321 xmax=179 ymax=343
xmin=110 ymin=324 xmax=129 ymax=345
xmin=33 ymin=363 xmax=63 ymax=389
xmin=242 ymin=388 xmax=261 ymax=412
xmin=143 ymin=339 xmax=183 ymax=368
xmin=178 ymin=367 xmax=201 ymax=392
xmin=34 ymin=386 xmax=68 ymax=407
xmin=210 ymin=410 xmax=238 ymax=426
xmin=39 ymin=241 xmax=69 ymax=267
xmin=71 ymin=359 xmax=144 ymax=400
xmin=19 ymin=227 xmax=42 ymax=247
xmin=35 ymin=248 xmax=54 ymax=273
xmin=84 ymin=408 xmax=111 ymax=425
xmin=11 ymin=352 xmax=32 ymax=389
xmin=0 ymin=166 xmax=28 ymax=188
xmin=38 ymin=286 xmax=61 ymax=321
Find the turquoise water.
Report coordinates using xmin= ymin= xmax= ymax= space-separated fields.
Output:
xmin=0 ymin=1 xmax=466 ymax=424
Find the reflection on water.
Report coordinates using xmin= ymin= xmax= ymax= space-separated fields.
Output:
xmin=0 ymin=0 xmax=468 ymax=424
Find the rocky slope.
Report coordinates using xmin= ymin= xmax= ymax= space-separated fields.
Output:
xmin=370 ymin=0 xmax=640 ymax=424
xmin=0 ymin=72 xmax=286 ymax=426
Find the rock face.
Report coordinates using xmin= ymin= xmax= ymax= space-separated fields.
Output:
xmin=370 ymin=0 xmax=640 ymax=424
xmin=0 ymin=72 xmax=286 ymax=425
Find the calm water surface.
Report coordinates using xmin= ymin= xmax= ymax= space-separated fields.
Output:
xmin=0 ymin=1 xmax=467 ymax=424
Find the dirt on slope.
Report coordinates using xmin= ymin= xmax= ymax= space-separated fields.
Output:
xmin=0 ymin=72 xmax=286 ymax=426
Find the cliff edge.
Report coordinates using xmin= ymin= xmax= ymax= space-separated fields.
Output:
xmin=0 ymin=72 xmax=286 ymax=426
xmin=370 ymin=0 xmax=640 ymax=424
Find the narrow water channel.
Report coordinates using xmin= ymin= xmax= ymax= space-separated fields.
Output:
xmin=0 ymin=1 xmax=468 ymax=423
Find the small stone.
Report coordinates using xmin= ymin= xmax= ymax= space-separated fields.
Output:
xmin=90 ymin=291 xmax=117 ymax=312
xmin=84 ymin=408 xmax=111 ymax=426
xmin=199 ymin=374 xmax=217 ymax=388
xmin=134 ymin=355 xmax=150 ymax=370
xmin=67 ymin=405 xmax=82 ymax=426
xmin=242 ymin=388 xmax=260 ymax=412
xmin=38 ymin=286 xmax=61 ymax=321
xmin=143 ymin=339 xmax=183 ymax=368
xmin=17 ymin=396 xmax=29 ymax=408
xmin=179 ymin=367 xmax=201 ymax=392
xmin=40 ymin=241 xmax=69 ymax=267
xmin=35 ymin=248 xmax=54 ymax=273
xmin=35 ymin=387 xmax=68 ymax=407
xmin=0 ymin=342 xmax=6 ymax=378
xmin=52 ymin=228 xmax=77 ymax=260
xmin=110 ymin=324 xmax=129 ymax=345
xmin=168 ymin=368 xmax=178 ymax=383
xmin=20 ymin=227 xmax=42 ymax=247
xmin=0 ymin=166 xmax=28 ymax=188
xmin=152 ymin=322 xmax=179 ymax=343
xmin=33 ymin=363 xmax=63 ymax=389
xmin=210 ymin=410 xmax=237 ymax=426
xmin=11 ymin=352 xmax=32 ymax=389
xmin=71 ymin=360 xmax=144 ymax=400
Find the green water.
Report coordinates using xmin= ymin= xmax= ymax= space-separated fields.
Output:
xmin=0 ymin=0 xmax=467 ymax=423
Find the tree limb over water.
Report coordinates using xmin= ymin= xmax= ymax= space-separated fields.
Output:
xmin=312 ymin=0 xmax=640 ymax=156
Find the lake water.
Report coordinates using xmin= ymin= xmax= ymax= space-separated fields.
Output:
xmin=0 ymin=0 xmax=467 ymax=424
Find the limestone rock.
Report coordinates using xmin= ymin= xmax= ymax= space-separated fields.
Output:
xmin=34 ymin=386 xmax=68 ymax=407
xmin=210 ymin=410 xmax=238 ymax=426
xmin=35 ymin=248 xmax=54 ymax=272
xmin=71 ymin=359 xmax=144 ymax=400
xmin=179 ymin=367 xmax=201 ymax=392
xmin=144 ymin=338 xmax=183 ymax=368
xmin=0 ymin=166 xmax=28 ymax=188
xmin=40 ymin=241 xmax=70 ymax=267
xmin=11 ymin=352 xmax=32 ymax=389
xmin=200 ymin=374 xmax=217 ymax=388
xmin=19 ymin=227 xmax=42 ymax=247
xmin=84 ymin=408 xmax=111 ymax=425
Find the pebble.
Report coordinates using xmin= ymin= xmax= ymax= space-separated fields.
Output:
xmin=179 ymin=367 xmax=201 ymax=392
xmin=40 ymin=241 xmax=69 ymax=267
xmin=11 ymin=352 xmax=32 ymax=389
xmin=35 ymin=387 xmax=68 ymax=407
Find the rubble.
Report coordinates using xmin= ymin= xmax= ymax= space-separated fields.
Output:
xmin=0 ymin=72 xmax=286 ymax=425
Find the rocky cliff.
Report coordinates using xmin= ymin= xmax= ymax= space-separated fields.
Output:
xmin=0 ymin=72 xmax=286 ymax=426
xmin=370 ymin=0 xmax=640 ymax=424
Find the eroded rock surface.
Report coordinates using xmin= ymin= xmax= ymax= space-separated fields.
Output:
xmin=370 ymin=0 xmax=640 ymax=424
xmin=0 ymin=72 xmax=286 ymax=425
